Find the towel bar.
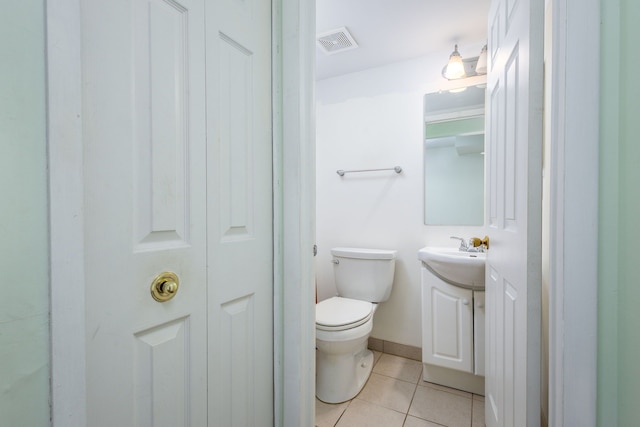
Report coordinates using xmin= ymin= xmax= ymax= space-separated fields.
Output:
xmin=336 ymin=166 xmax=402 ymax=176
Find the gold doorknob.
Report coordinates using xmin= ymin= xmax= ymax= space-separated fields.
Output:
xmin=470 ymin=235 xmax=490 ymax=250
xmin=150 ymin=271 xmax=179 ymax=302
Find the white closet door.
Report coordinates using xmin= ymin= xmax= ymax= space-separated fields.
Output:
xmin=205 ymin=0 xmax=274 ymax=424
xmin=81 ymin=0 xmax=273 ymax=425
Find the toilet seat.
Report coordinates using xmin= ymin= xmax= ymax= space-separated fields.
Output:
xmin=316 ymin=297 xmax=373 ymax=331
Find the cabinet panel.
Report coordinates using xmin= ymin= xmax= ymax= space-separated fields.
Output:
xmin=422 ymin=267 xmax=473 ymax=373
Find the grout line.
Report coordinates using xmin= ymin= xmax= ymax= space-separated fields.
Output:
xmin=332 ymin=399 xmax=351 ymax=427
xmin=405 ymin=376 xmax=419 ymax=421
xmin=419 ymin=381 xmax=474 ymax=400
xmin=371 ymin=371 xmax=422 ymax=385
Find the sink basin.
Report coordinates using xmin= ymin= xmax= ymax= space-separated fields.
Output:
xmin=418 ymin=247 xmax=486 ymax=289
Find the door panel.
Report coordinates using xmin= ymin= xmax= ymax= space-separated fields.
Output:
xmin=134 ymin=318 xmax=192 ymax=426
xmin=83 ymin=0 xmax=207 ymax=424
xmin=132 ymin=0 xmax=192 ymax=251
xmin=485 ymin=0 xmax=543 ymax=426
xmin=206 ymin=0 xmax=273 ymax=424
xmin=422 ymin=271 xmax=473 ymax=374
xmin=82 ymin=0 xmax=273 ymax=425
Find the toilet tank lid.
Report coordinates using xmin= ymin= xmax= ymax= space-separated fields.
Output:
xmin=331 ymin=247 xmax=397 ymax=260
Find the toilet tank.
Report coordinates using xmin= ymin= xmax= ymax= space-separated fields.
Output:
xmin=331 ymin=247 xmax=397 ymax=302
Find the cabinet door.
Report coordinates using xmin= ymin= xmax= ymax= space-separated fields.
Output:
xmin=422 ymin=271 xmax=474 ymax=373
xmin=474 ymin=291 xmax=486 ymax=376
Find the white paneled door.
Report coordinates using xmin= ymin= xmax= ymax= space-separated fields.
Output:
xmin=82 ymin=0 xmax=272 ymax=425
xmin=205 ymin=0 xmax=273 ymax=423
xmin=485 ymin=0 xmax=543 ymax=426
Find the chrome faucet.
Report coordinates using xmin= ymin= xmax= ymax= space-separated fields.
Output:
xmin=450 ymin=236 xmax=468 ymax=251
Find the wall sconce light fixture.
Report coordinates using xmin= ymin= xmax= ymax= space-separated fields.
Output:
xmin=442 ymin=44 xmax=488 ymax=80
xmin=444 ymin=44 xmax=465 ymax=79
xmin=476 ymin=45 xmax=488 ymax=75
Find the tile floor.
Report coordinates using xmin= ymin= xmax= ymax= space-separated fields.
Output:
xmin=316 ymin=351 xmax=485 ymax=427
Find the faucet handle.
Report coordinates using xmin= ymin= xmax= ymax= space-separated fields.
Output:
xmin=450 ymin=236 xmax=468 ymax=251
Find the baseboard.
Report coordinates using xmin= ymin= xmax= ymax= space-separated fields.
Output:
xmin=368 ymin=338 xmax=421 ymax=361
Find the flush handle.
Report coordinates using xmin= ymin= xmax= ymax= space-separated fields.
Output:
xmin=150 ymin=271 xmax=179 ymax=302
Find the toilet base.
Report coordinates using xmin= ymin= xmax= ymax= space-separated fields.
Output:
xmin=316 ymin=345 xmax=374 ymax=404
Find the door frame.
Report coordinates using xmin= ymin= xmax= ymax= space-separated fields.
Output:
xmin=47 ymin=0 xmax=598 ymax=425
xmin=46 ymin=0 xmax=316 ymax=425
xmin=272 ymin=0 xmax=316 ymax=425
xmin=548 ymin=0 xmax=599 ymax=425
xmin=47 ymin=0 xmax=87 ymax=424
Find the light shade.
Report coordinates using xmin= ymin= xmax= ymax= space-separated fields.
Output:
xmin=475 ymin=45 xmax=488 ymax=75
xmin=444 ymin=45 xmax=466 ymax=80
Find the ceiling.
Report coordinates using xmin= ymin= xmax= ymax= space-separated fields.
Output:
xmin=316 ymin=0 xmax=490 ymax=80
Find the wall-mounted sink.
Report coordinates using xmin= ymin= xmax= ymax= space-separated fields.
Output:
xmin=418 ymin=247 xmax=486 ymax=290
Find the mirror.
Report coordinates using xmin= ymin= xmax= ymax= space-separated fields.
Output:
xmin=423 ymin=86 xmax=486 ymax=225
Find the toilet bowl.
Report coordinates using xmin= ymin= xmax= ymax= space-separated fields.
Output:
xmin=315 ymin=248 xmax=396 ymax=403
xmin=316 ymin=297 xmax=377 ymax=403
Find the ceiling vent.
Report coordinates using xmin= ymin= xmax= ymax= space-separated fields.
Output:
xmin=316 ymin=27 xmax=359 ymax=55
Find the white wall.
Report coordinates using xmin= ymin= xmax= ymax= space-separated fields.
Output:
xmin=0 ymin=1 xmax=50 ymax=424
xmin=316 ymin=44 xmax=485 ymax=348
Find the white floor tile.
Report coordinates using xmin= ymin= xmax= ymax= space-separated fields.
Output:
xmin=403 ymin=415 xmax=444 ymax=427
xmin=373 ymin=353 xmax=423 ymax=384
xmin=315 ymin=398 xmax=349 ymax=427
xmin=315 ymin=353 xmax=485 ymax=427
xmin=408 ymin=384 xmax=472 ymax=427
xmin=336 ymin=399 xmax=405 ymax=427
xmin=357 ymin=373 xmax=417 ymax=413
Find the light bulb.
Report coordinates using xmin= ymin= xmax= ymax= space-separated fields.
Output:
xmin=444 ymin=45 xmax=466 ymax=80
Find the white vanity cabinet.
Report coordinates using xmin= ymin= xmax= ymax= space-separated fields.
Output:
xmin=422 ymin=274 xmax=473 ymax=372
xmin=421 ymin=264 xmax=485 ymax=376
xmin=419 ymin=248 xmax=486 ymax=395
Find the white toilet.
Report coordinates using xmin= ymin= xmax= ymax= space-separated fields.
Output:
xmin=315 ymin=247 xmax=397 ymax=403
